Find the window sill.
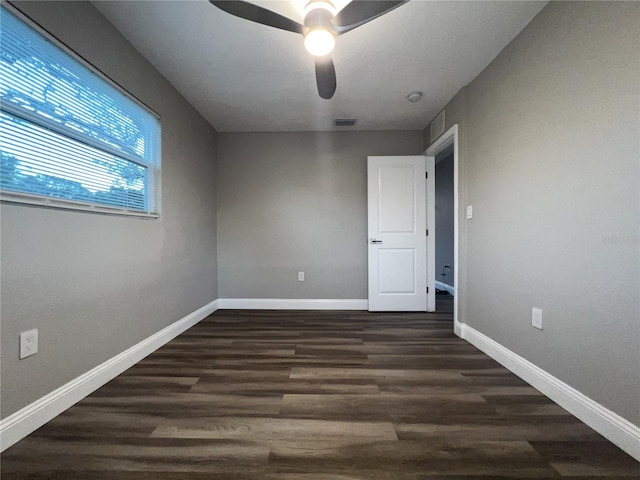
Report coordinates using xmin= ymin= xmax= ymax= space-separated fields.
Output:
xmin=1 ymin=192 xmax=159 ymax=219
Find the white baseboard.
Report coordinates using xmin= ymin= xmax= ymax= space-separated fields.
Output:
xmin=0 ymin=299 xmax=219 ymax=452
xmin=455 ymin=320 xmax=640 ymax=461
xmin=217 ymin=298 xmax=368 ymax=310
xmin=453 ymin=319 xmax=463 ymax=337
xmin=435 ymin=281 xmax=455 ymax=296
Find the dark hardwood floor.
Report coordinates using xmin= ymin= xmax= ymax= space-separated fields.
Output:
xmin=2 ymin=295 xmax=638 ymax=479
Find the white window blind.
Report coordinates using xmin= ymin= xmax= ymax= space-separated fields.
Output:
xmin=0 ymin=6 xmax=161 ymax=215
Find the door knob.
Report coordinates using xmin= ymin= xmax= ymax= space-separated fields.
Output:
xmin=370 ymin=239 xmax=383 ymax=244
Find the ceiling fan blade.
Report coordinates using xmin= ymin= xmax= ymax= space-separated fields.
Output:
xmin=210 ymin=1 xmax=304 ymax=35
xmin=315 ymin=56 xmax=337 ymax=99
xmin=333 ymin=0 xmax=409 ymax=34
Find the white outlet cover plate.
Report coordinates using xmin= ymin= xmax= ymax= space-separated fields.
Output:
xmin=19 ymin=328 xmax=39 ymax=359
xmin=466 ymin=205 xmax=473 ymax=219
xmin=532 ymin=307 xmax=543 ymax=330
xmin=298 ymin=271 xmax=304 ymax=281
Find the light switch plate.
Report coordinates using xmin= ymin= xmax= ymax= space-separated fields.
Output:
xmin=532 ymin=308 xmax=543 ymax=330
xmin=466 ymin=205 xmax=473 ymax=219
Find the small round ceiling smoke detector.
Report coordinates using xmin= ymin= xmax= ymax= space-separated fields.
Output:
xmin=407 ymin=91 xmax=423 ymax=103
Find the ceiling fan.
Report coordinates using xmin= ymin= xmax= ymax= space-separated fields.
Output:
xmin=210 ymin=0 xmax=409 ymax=99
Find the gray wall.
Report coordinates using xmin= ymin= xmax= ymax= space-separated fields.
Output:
xmin=217 ymin=131 xmax=423 ymax=299
xmin=435 ymin=154 xmax=454 ymax=288
xmin=1 ymin=2 xmax=218 ymax=418
xmin=425 ymin=1 xmax=640 ymax=424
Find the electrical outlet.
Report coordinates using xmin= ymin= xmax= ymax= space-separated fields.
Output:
xmin=532 ymin=308 xmax=543 ymax=330
xmin=298 ymin=271 xmax=304 ymax=282
xmin=19 ymin=329 xmax=38 ymax=359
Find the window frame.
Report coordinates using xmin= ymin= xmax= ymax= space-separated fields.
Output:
xmin=0 ymin=4 xmax=161 ymax=219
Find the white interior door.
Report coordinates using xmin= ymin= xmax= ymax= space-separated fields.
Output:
xmin=368 ymin=156 xmax=427 ymax=311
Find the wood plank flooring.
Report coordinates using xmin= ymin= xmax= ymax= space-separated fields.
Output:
xmin=2 ymin=296 xmax=639 ymax=479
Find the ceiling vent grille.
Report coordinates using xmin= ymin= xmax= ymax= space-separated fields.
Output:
xmin=334 ymin=118 xmax=357 ymax=127
xmin=430 ymin=110 xmax=445 ymax=142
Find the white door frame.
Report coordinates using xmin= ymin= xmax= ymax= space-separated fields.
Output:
xmin=425 ymin=124 xmax=459 ymax=329
xmin=426 ymin=156 xmax=435 ymax=312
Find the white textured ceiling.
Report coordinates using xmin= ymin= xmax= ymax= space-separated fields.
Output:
xmin=93 ymin=0 xmax=546 ymax=132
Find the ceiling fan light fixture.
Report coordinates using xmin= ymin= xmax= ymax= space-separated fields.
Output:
xmin=304 ymin=28 xmax=336 ymax=56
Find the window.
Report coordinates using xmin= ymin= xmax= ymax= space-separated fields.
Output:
xmin=0 ymin=6 xmax=161 ymax=216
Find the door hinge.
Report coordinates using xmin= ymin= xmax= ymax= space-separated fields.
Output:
xmin=425 ymin=171 xmax=428 ymax=179
xmin=426 ymin=286 xmax=429 ymax=293
xmin=426 ymin=229 xmax=429 ymax=236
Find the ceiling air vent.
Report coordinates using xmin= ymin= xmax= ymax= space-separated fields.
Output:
xmin=430 ymin=110 xmax=445 ymax=142
xmin=334 ymin=118 xmax=357 ymax=127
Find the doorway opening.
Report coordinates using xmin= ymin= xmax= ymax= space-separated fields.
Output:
xmin=425 ymin=125 xmax=459 ymax=330
xmin=435 ymin=145 xmax=454 ymax=294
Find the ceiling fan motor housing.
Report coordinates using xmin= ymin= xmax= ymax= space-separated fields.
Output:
xmin=304 ymin=1 xmax=336 ymax=31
